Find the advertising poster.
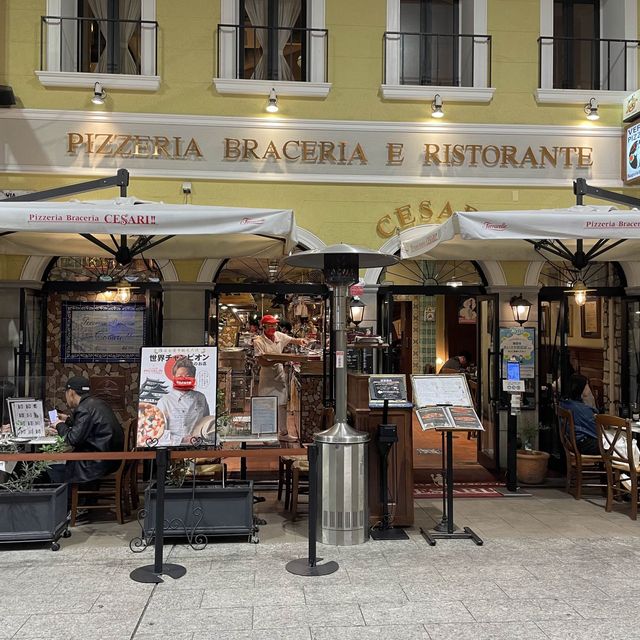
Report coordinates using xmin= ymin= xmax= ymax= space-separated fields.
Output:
xmin=500 ymin=327 xmax=536 ymax=378
xmin=624 ymin=121 xmax=640 ymax=185
xmin=137 ymin=346 xmax=217 ymax=447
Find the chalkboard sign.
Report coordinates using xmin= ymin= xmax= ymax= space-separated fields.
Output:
xmin=368 ymin=374 xmax=408 ymax=404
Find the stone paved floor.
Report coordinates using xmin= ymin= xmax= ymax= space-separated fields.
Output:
xmin=2 ymin=488 xmax=640 ymax=639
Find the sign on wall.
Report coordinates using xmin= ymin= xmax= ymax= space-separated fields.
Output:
xmin=499 ymin=327 xmax=536 ymax=379
xmin=137 ymin=346 xmax=217 ymax=447
xmin=61 ymin=302 xmax=146 ymax=363
xmin=0 ymin=110 xmax=625 ymax=187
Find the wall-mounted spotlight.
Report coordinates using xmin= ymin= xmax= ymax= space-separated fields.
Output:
xmin=584 ymin=97 xmax=599 ymax=121
xmin=92 ymin=81 xmax=106 ymax=105
xmin=431 ymin=93 xmax=444 ymax=119
xmin=266 ymin=87 xmax=279 ymax=113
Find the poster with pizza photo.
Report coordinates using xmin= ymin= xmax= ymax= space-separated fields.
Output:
xmin=137 ymin=346 xmax=217 ymax=447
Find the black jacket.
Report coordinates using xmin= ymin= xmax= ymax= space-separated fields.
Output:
xmin=57 ymin=395 xmax=124 ymax=484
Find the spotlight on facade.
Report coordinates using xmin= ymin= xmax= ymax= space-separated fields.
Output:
xmin=92 ymin=82 xmax=106 ymax=105
xmin=431 ymin=94 xmax=444 ymax=119
xmin=584 ymin=97 xmax=599 ymax=121
xmin=266 ymin=88 xmax=279 ymax=113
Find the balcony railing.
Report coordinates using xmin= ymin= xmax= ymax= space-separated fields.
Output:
xmin=40 ymin=15 xmax=158 ymax=75
xmin=538 ymin=36 xmax=640 ymax=91
xmin=217 ymin=24 xmax=328 ymax=82
xmin=383 ymin=31 xmax=492 ymax=87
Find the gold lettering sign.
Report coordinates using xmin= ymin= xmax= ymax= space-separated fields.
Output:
xmin=66 ymin=133 xmax=203 ymax=159
xmin=376 ymin=200 xmax=477 ymax=238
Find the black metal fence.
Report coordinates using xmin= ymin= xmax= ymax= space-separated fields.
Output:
xmin=40 ymin=15 xmax=158 ymax=75
xmin=217 ymin=23 xmax=328 ymax=82
xmin=538 ymin=36 xmax=640 ymax=91
xmin=383 ymin=31 xmax=491 ymax=87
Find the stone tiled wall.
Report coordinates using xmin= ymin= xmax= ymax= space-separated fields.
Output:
xmin=45 ymin=291 xmax=143 ymax=425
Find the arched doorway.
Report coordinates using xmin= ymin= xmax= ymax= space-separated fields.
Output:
xmin=375 ymin=258 xmax=499 ymax=481
xmin=209 ymin=252 xmax=329 ymax=448
xmin=537 ymin=260 xmax=626 ymax=469
xmin=19 ymin=256 xmax=163 ymax=425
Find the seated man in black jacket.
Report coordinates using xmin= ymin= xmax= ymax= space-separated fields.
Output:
xmin=55 ymin=376 xmax=124 ymax=485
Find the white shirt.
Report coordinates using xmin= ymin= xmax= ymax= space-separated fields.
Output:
xmin=157 ymin=388 xmax=210 ymax=440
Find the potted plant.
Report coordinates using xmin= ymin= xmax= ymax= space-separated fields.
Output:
xmin=0 ymin=441 xmax=70 ymax=550
xmin=516 ymin=423 xmax=550 ymax=485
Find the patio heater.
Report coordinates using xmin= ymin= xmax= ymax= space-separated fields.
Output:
xmin=285 ymin=244 xmax=398 ymax=545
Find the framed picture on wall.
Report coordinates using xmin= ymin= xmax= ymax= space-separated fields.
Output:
xmin=580 ymin=298 xmax=601 ymax=339
xmin=458 ymin=296 xmax=477 ymax=324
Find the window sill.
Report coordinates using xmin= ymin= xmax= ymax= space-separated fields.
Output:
xmin=535 ymin=88 xmax=631 ymax=105
xmin=381 ymin=84 xmax=495 ymax=103
xmin=213 ymin=78 xmax=331 ymax=98
xmin=36 ymin=71 xmax=160 ymax=91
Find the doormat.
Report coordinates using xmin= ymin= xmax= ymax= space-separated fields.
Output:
xmin=414 ymin=481 xmax=505 ymax=499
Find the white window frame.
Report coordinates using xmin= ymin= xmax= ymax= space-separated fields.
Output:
xmin=214 ymin=0 xmax=331 ymax=97
xmin=36 ymin=0 xmax=160 ymax=90
xmin=381 ymin=0 xmax=493 ymax=103
xmin=536 ymin=0 xmax=637 ymax=104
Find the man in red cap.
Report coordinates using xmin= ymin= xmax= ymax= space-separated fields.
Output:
xmin=253 ymin=315 xmax=307 ymax=441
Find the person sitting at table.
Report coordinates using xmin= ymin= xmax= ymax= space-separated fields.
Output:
xmin=54 ymin=376 xmax=124 ymax=484
xmin=440 ymin=350 xmax=471 ymax=373
xmin=559 ymin=373 xmax=600 ymax=455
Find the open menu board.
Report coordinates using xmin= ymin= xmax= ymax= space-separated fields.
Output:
xmin=410 ymin=374 xmax=484 ymax=432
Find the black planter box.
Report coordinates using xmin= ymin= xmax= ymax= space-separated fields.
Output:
xmin=0 ymin=483 xmax=70 ymax=550
xmin=143 ymin=481 xmax=257 ymax=542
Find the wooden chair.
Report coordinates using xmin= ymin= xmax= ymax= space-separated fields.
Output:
xmin=557 ymin=406 xmax=606 ymax=500
xmin=289 ymin=458 xmax=309 ymax=520
xmin=70 ymin=419 xmax=133 ymax=526
xmin=595 ymin=414 xmax=640 ymax=520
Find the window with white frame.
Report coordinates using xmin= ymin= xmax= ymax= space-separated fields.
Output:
xmin=538 ymin=0 xmax=638 ymax=101
xmin=383 ymin=0 xmax=491 ymax=100
xmin=215 ymin=0 xmax=329 ymax=97
xmin=37 ymin=0 xmax=158 ymax=90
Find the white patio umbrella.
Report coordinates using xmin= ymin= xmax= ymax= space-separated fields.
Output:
xmin=399 ymin=205 xmax=640 ymax=263
xmin=0 ymin=197 xmax=298 ymax=261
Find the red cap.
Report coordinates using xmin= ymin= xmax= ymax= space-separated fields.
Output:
xmin=261 ymin=314 xmax=279 ymax=325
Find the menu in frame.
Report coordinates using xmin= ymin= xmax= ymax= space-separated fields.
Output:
xmin=8 ymin=398 xmax=45 ymax=438
xmin=411 ymin=374 xmax=473 ymax=408
xmin=411 ymin=374 xmax=484 ymax=432
xmin=368 ymin=374 xmax=409 ymax=406
xmin=251 ymin=396 xmax=278 ymax=435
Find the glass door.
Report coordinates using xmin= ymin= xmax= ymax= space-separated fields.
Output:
xmin=475 ymin=294 xmax=499 ymax=471
xmin=16 ymin=288 xmax=47 ymax=400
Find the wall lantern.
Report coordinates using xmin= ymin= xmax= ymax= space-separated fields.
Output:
xmin=510 ymin=293 xmax=531 ymax=326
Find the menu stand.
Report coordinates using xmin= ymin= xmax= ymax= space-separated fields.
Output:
xmin=420 ymin=428 xmax=483 ymax=546
xmin=130 ymin=447 xmax=187 ymax=583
